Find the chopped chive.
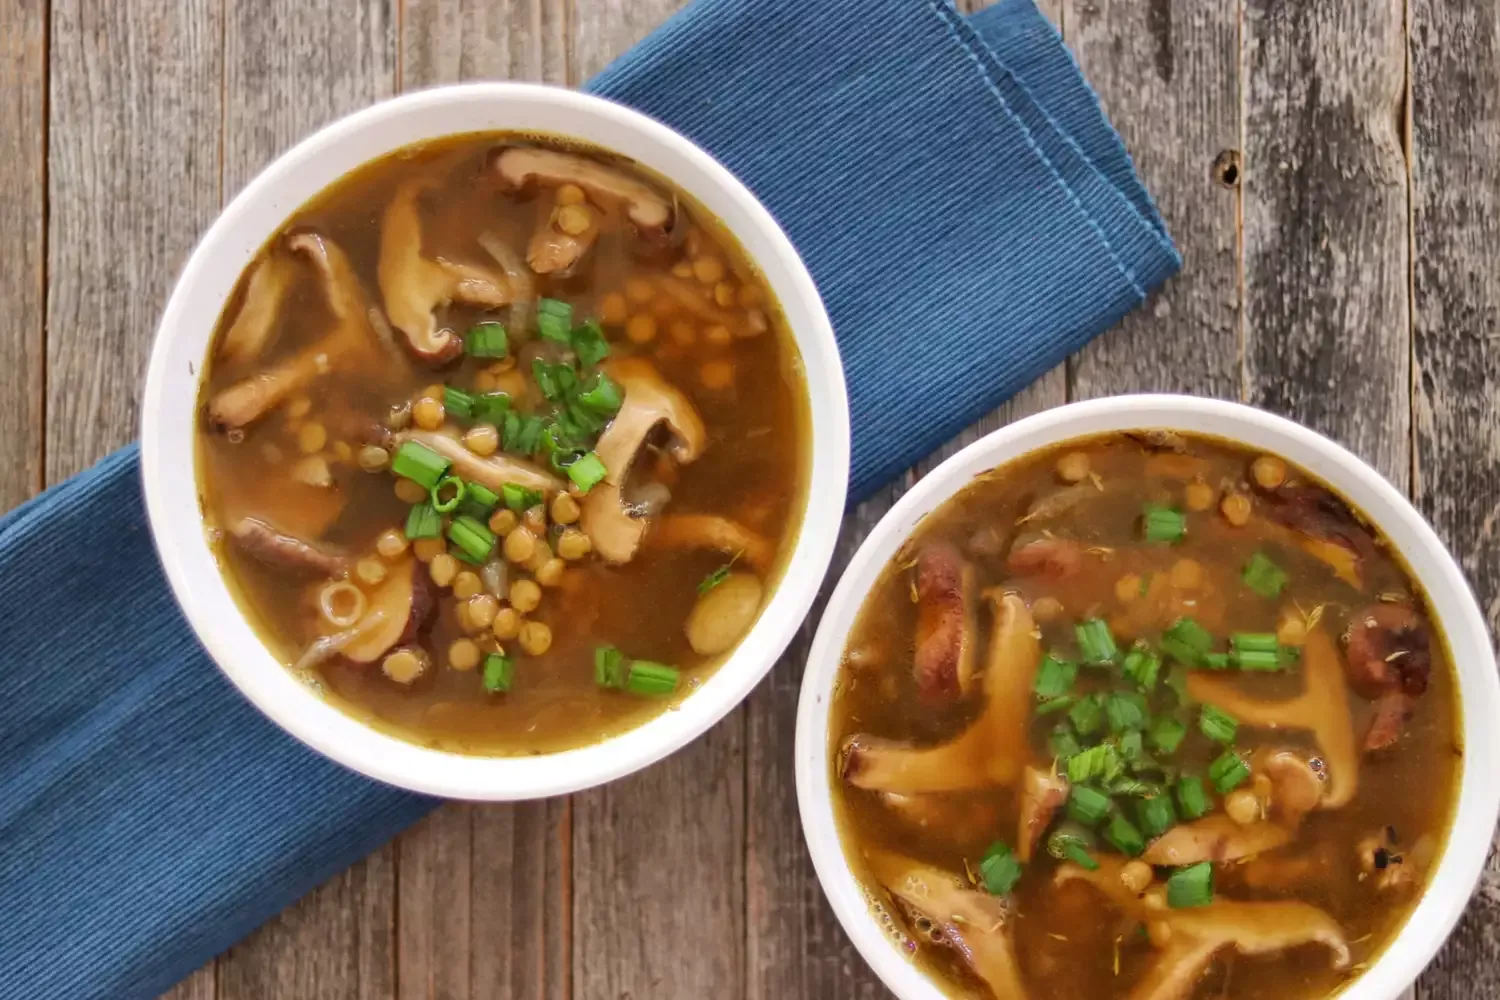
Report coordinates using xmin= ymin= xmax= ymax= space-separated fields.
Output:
xmin=460 ymin=481 xmax=500 ymax=518
xmin=1135 ymin=794 xmax=1177 ymax=839
xmin=1108 ymin=775 xmax=1161 ymax=797
xmin=575 ymin=370 xmax=623 ymax=415
xmin=1143 ymin=504 xmax=1187 ymax=543
xmin=513 ymin=416 xmax=544 ymax=455
xmin=1122 ymin=643 xmax=1161 ymax=692
xmin=1242 ymin=551 xmax=1288 ymax=599
xmin=531 ymin=358 xmax=578 ymax=401
xmin=1233 ymin=649 xmax=1284 ymax=671
xmin=444 ymin=386 xmax=476 ymax=421
xmin=1105 ymin=691 xmax=1149 ymax=734
xmin=1166 ymin=862 xmax=1214 ymax=908
xmin=1161 ymin=617 xmax=1214 ymax=666
xmin=501 ymin=483 xmax=544 ymax=513
xmin=1148 ymin=715 xmax=1188 ymax=755
xmin=482 ymin=653 xmax=515 ymax=693
xmin=1068 ymin=693 xmax=1105 ymax=737
xmin=537 ymin=298 xmax=574 ymax=343
xmin=472 ymin=391 xmax=512 ymax=425
xmin=1036 ymin=695 xmax=1075 ymax=716
xmin=1067 ymin=785 xmax=1113 ymax=826
xmin=978 ymin=841 xmax=1024 ymax=896
xmin=571 ymin=318 xmax=610 ymax=367
xmin=464 ymin=321 xmax=509 ymax=358
xmin=1208 ymin=750 xmax=1251 ymax=793
xmin=446 ymin=515 xmax=497 ymax=563
xmin=626 ymin=660 xmax=680 ymax=696
xmin=1202 ymin=652 xmax=1231 ymax=669
xmin=1049 ymin=724 xmax=1083 ymax=763
xmin=1117 ymin=730 xmax=1146 ymax=764
xmin=1047 ymin=822 xmax=1099 ymax=870
xmin=1067 ymin=743 xmax=1123 ymax=784
xmin=1231 ymin=632 xmax=1279 ymax=654
xmin=1175 ymin=776 xmax=1210 ymax=819
xmin=391 ymin=440 xmax=451 ymax=490
xmin=566 ymin=451 xmax=608 ymax=492
xmin=1076 ymin=618 xmax=1119 ymax=665
xmin=430 ymin=475 xmax=466 ymax=514
xmin=594 ymin=645 xmax=627 ymax=689
xmin=403 ymin=502 xmax=443 ymax=540
xmin=1103 ymin=812 xmax=1146 ymax=857
xmin=1199 ymin=704 xmax=1238 ymax=744
xmin=1034 ymin=653 xmax=1079 ymax=699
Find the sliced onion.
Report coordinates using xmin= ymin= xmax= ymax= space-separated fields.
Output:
xmin=292 ymin=610 xmax=388 ymax=672
xmin=481 ymin=559 xmax=508 ymax=600
xmin=478 ymin=230 xmax=535 ymax=339
xmin=625 ymin=480 xmax=672 ymax=518
xmin=319 ymin=580 xmax=368 ymax=628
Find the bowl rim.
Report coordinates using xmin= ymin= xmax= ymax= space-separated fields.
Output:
xmin=794 ymin=394 xmax=1500 ymax=1000
xmin=141 ymin=82 xmax=851 ymax=800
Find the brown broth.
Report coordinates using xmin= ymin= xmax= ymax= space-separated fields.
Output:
xmin=830 ymin=433 xmax=1460 ymax=999
xmin=196 ymin=132 xmax=809 ymax=754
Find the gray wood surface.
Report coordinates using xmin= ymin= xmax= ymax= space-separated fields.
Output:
xmin=0 ymin=0 xmax=1492 ymax=998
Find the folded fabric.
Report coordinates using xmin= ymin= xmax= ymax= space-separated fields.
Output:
xmin=0 ymin=2 xmax=1176 ymax=997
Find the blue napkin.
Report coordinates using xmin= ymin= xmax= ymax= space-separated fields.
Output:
xmin=0 ymin=2 xmax=1175 ymax=997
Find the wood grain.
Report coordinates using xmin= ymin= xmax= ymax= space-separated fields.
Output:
xmin=213 ymin=2 xmax=399 ymax=996
xmin=1409 ymin=1 xmax=1500 ymax=996
xmin=0 ymin=0 xmax=45 ymax=508
xmin=402 ymin=0 xmax=567 ymax=86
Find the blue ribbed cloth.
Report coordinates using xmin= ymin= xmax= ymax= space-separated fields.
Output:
xmin=0 ymin=2 xmax=1175 ymax=996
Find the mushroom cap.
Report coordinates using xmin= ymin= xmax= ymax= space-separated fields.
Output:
xmin=493 ymin=145 xmax=675 ymax=241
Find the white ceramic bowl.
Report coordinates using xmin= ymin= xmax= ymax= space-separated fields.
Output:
xmin=795 ymin=395 xmax=1499 ymax=1000
xmin=142 ymin=83 xmax=850 ymax=800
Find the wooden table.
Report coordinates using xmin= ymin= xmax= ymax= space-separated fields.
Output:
xmin=3 ymin=0 xmax=1496 ymax=997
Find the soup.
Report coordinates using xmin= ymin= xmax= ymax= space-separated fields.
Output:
xmin=830 ymin=432 xmax=1459 ymax=999
xmin=196 ymin=133 xmax=808 ymax=754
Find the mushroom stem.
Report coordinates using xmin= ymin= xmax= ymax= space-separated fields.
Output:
xmin=396 ymin=427 xmax=560 ymax=494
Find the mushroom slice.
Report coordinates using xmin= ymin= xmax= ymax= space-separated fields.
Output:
xmin=913 ymin=543 xmax=978 ymax=701
xmin=229 ymin=517 xmax=349 ymax=577
xmin=526 ymin=189 xmax=604 ymax=276
xmin=1365 ymin=690 xmax=1416 ymax=751
xmin=494 ymin=146 xmax=675 ymax=244
xmin=865 ymin=851 xmax=1028 ymax=1000
xmin=879 ymin=793 xmax=1004 ymax=848
xmin=650 ymin=514 xmax=773 ymax=572
xmin=1141 ymin=815 xmax=1293 ymax=866
xmin=378 ymin=180 xmax=511 ymax=364
xmin=842 ymin=592 xmax=1039 ymax=793
xmin=396 ymin=427 xmax=561 ymax=494
xmin=219 ymin=252 xmax=299 ymax=365
xmin=580 ymin=359 xmax=707 ymax=564
xmin=1054 ymin=857 xmax=1151 ymax=918
xmin=1253 ymin=747 xmax=1326 ymax=825
xmin=1345 ymin=601 xmax=1432 ymax=698
xmin=343 ymin=558 xmax=438 ymax=663
xmin=209 ymin=234 xmax=376 ymax=429
xmin=1257 ymin=484 xmax=1376 ymax=591
xmin=1006 ymin=533 xmax=1084 ymax=580
xmin=1186 ymin=629 xmax=1359 ymax=807
xmin=1017 ymin=766 xmax=1069 ymax=863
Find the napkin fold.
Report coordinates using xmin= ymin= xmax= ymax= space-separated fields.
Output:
xmin=0 ymin=2 xmax=1176 ymax=997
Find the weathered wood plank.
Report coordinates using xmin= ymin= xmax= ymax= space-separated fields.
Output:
xmin=1409 ymin=1 xmax=1500 ymax=996
xmin=1068 ymin=0 xmax=1241 ymax=400
xmin=402 ymin=0 xmax=567 ymax=86
xmin=214 ymin=2 xmax=399 ymax=997
xmin=0 ymin=0 xmax=45 ymax=508
xmin=45 ymin=0 xmax=222 ymax=483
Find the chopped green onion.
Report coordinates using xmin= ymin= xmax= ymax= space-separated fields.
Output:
xmin=1135 ymin=794 xmax=1177 ymax=838
xmin=472 ymin=391 xmax=512 ymax=424
xmin=1103 ymin=812 xmax=1146 ymax=857
xmin=1034 ymin=653 xmax=1079 ymax=699
xmin=446 ymin=515 xmax=497 ymax=563
xmin=1076 ymin=618 xmax=1119 ymax=665
xmin=1199 ymin=704 xmax=1238 ymax=745
xmin=1122 ymin=643 xmax=1161 ymax=692
xmin=531 ymin=358 xmax=578 ymax=401
xmin=571 ymin=318 xmax=611 ymax=367
xmin=430 ymin=475 xmax=466 ymax=514
xmin=482 ymin=653 xmax=515 ymax=693
xmin=574 ymin=370 xmax=623 ymax=415
xmin=1166 ymin=862 xmax=1214 ymax=908
xmin=1208 ymin=750 xmax=1251 ymax=793
xmin=460 ymin=481 xmax=500 ymax=518
xmin=1049 ymin=725 xmax=1082 ymax=762
xmin=1067 ymin=785 xmax=1113 ymax=826
xmin=1105 ymin=692 xmax=1149 ymax=734
xmin=699 ymin=565 xmax=733 ymax=594
xmin=1233 ymin=649 xmax=1284 ymax=671
xmin=444 ymin=386 xmax=476 ymax=421
xmin=626 ymin=660 xmax=680 ymax=696
xmin=1046 ymin=822 xmax=1100 ymax=870
xmin=1036 ymin=695 xmax=1075 ymax=716
xmin=1231 ymin=632 xmax=1279 ymax=654
xmin=1143 ymin=504 xmax=1187 ymax=543
xmin=513 ymin=416 xmax=544 ymax=455
xmin=1165 ymin=664 xmax=1191 ymax=704
xmin=537 ymin=298 xmax=574 ymax=343
xmin=594 ymin=645 xmax=627 ymax=689
xmin=1148 ymin=716 xmax=1188 ymax=755
xmin=1117 ymin=730 xmax=1145 ymax=763
xmin=1108 ymin=776 xmax=1161 ymax=797
xmin=566 ymin=451 xmax=608 ymax=492
xmin=978 ymin=841 xmax=1024 ymax=896
xmin=1202 ymin=652 xmax=1231 ymax=670
xmin=1175 ymin=776 xmax=1210 ymax=819
xmin=502 ymin=483 xmax=544 ymax=513
xmin=1068 ymin=693 xmax=1105 ymax=737
xmin=1161 ymin=617 xmax=1213 ymax=666
xmin=391 ymin=440 xmax=451 ymax=490
xmin=1067 ymin=743 xmax=1123 ymax=784
xmin=403 ymin=502 xmax=443 ymax=540
xmin=1242 ymin=551 xmax=1288 ymax=599
xmin=464 ymin=321 xmax=509 ymax=358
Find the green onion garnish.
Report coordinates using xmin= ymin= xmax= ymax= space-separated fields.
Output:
xmin=1075 ymin=618 xmax=1119 ymax=665
xmin=502 ymin=483 xmax=544 ymax=513
xmin=1049 ymin=724 xmax=1082 ymax=763
xmin=391 ymin=440 xmax=451 ymax=490
xmin=1199 ymin=704 xmax=1238 ymax=744
xmin=1105 ymin=691 xmax=1149 ymax=734
xmin=430 ymin=475 xmax=466 ymax=514
xmin=403 ymin=502 xmax=443 ymax=540
xmin=1067 ymin=785 xmax=1113 ymax=826
xmin=626 ymin=661 xmax=680 ymax=696
xmin=1175 ymin=776 xmax=1210 ymax=819
xmin=472 ymin=391 xmax=512 ymax=424
xmin=482 ymin=653 xmax=515 ymax=693
xmin=978 ymin=841 xmax=1024 ymax=896
xmin=1202 ymin=652 xmax=1231 ymax=669
xmin=1117 ymin=729 xmax=1146 ymax=764
xmin=699 ymin=565 xmax=733 ymax=594
xmin=1122 ymin=643 xmax=1161 ymax=692
xmin=1208 ymin=750 xmax=1250 ymax=793
xmin=1166 ymin=862 xmax=1214 ymax=908
xmin=1034 ymin=653 xmax=1079 ymax=699
xmin=1036 ymin=695 xmax=1075 ymax=716
xmin=1231 ymin=632 xmax=1279 ymax=654
xmin=1165 ymin=664 xmax=1191 ymax=704
xmin=1103 ymin=812 xmax=1146 ymax=857
xmin=461 ymin=481 xmax=500 ymax=518
xmin=566 ymin=451 xmax=608 ymax=492
xmin=1046 ymin=822 xmax=1100 ymax=870
xmin=1143 ymin=504 xmax=1187 ymax=543
xmin=1148 ymin=715 xmax=1187 ymax=755
xmin=531 ymin=358 xmax=578 ymax=401
xmin=1233 ymin=649 xmax=1284 ymax=671
xmin=512 ymin=416 xmax=545 ymax=455
xmin=1135 ymin=794 xmax=1177 ymax=838
xmin=1242 ymin=551 xmax=1288 ymax=599
xmin=594 ymin=645 xmax=627 ymax=689
xmin=464 ymin=321 xmax=509 ymax=358
xmin=1068 ymin=693 xmax=1105 ymax=737
xmin=571 ymin=318 xmax=610 ymax=367
xmin=1108 ymin=775 xmax=1160 ymax=797
xmin=537 ymin=298 xmax=574 ymax=343
xmin=1161 ymin=617 xmax=1213 ymax=666
xmin=575 ymin=370 xmax=623 ymax=415
xmin=444 ymin=386 xmax=476 ymax=421
xmin=446 ymin=515 xmax=497 ymax=563
xmin=1066 ymin=743 xmax=1123 ymax=784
